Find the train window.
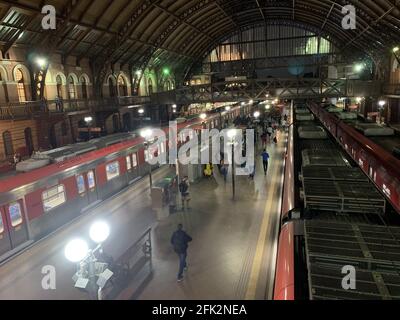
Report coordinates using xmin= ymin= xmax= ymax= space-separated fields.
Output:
xmin=42 ymin=185 xmax=66 ymax=212
xmin=132 ymin=154 xmax=137 ymax=167
xmin=76 ymin=175 xmax=86 ymax=194
xmin=106 ymin=161 xmax=120 ymax=181
xmin=0 ymin=215 xmax=3 ymax=234
xmin=87 ymin=171 xmax=95 ymax=189
xmin=383 ymin=184 xmax=391 ymax=197
xmin=160 ymin=142 xmax=165 ymax=154
xmin=8 ymin=202 xmax=22 ymax=227
xmin=126 ymin=155 xmax=132 ymax=171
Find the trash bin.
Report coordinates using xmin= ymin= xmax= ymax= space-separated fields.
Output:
xmin=151 ymin=174 xmax=178 ymax=220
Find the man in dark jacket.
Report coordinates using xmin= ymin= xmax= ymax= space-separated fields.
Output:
xmin=171 ymin=224 xmax=192 ymax=282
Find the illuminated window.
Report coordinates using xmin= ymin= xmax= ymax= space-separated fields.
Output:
xmin=87 ymin=171 xmax=95 ymax=189
xmin=132 ymin=154 xmax=137 ymax=167
xmin=126 ymin=155 xmax=132 ymax=171
xmin=15 ymin=68 xmax=26 ymax=102
xmin=76 ymin=175 xmax=86 ymax=194
xmin=42 ymin=185 xmax=66 ymax=212
xmin=106 ymin=161 xmax=120 ymax=180
xmin=8 ymin=202 xmax=23 ymax=227
xmin=0 ymin=215 xmax=3 ymax=233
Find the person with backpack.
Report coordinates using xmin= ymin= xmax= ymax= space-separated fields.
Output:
xmin=179 ymin=176 xmax=190 ymax=210
xmin=170 ymin=224 xmax=192 ymax=282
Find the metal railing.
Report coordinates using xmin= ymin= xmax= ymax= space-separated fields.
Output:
xmin=0 ymin=96 xmax=151 ymax=120
xmin=102 ymin=228 xmax=152 ymax=300
xmin=151 ymin=78 xmax=383 ymax=104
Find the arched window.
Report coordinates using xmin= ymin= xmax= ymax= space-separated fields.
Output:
xmin=56 ymin=75 xmax=63 ymax=98
xmin=109 ymin=78 xmax=116 ymax=97
xmin=24 ymin=127 xmax=33 ymax=156
xmin=147 ymin=78 xmax=153 ymax=95
xmin=118 ymin=75 xmax=128 ymax=96
xmin=15 ymin=69 xmax=26 ymax=102
xmin=81 ymin=77 xmax=88 ymax=99
xmin=0 ymin=69 xmax=9 ymax=103
xmin=3 ymin=131 xmax=14 ymax=158
xmin=68 ymin=76 xmax=76 ymax=99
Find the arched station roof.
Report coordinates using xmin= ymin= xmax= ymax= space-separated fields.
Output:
xmin=0 ymin=0 xmax=399 ymax=71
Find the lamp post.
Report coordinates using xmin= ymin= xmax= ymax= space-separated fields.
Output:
xmin=65 ymin=221 xmax=111 ymax=300
xmin=227 ymin=129 xmax=237 ymax=200
xmin=141 ymin=128 xmax=154 ymax=188
xmin=84 ymin=116 xmax=93 ymax=141
xmin=378 ymin=100 xmax=386 ymax=124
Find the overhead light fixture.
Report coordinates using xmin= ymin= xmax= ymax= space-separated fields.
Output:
xmin=354 ymin=63 xmax=364 ymax=73
xmin=378 ymin=100 xmax=386 ymax=107
xmin=35 ymin=56 xmax=48 ymax=68
xmin=393 ymin=47 xmax=400 ymax=53
xmin=356 ymin=97 xmax=363 ymax=103
xmin=253 ymin=111 xmax=260 ymax=118
xmin=84 ymin=116 xmax=93 ymax=123
xmin=172 ymin=104 xmax=177 ymax=109
xmin=225 ymin=106 xmax=231 ymax=111
xmin=138 ymin=108 xmax=144 ymax=114
xmin=162 ymin=67 xmax=170 ymax=76
xmin=200 ymin=113 xmax=207 ymax=120
xmin=135 ymin=70 xmax=142 ymax=77
xmin=249 ymin=100 xmax=254 ymax=104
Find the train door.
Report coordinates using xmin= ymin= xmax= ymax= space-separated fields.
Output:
xmin=86 ymin=170 xmax=98 ymax=204
xmin=0 ymin=201 xmax=29 ymax=256
xmin=0 ymin=208 xmax=12 ymax=256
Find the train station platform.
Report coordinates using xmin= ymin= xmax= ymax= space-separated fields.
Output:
xmin=0 ymin=131 xmax=287 ymax=300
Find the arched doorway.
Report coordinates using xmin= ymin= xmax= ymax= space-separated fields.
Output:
xmin=24 ymin=128 xmax=34 ymax=156
xmin=49 ymin=125 xmax=57 ymax=149
xmin=2 ymin=131 xmax=14 ymax=158
xmin=118 ymin=75 xmax=128 ymax=96
xmin=0 ymin=69 xmax=9 ymax=103
xmin=122 ymin=113 xmax=132 ymax=131
xmin=15 ymin=68 xmax=26 ymax=102
xmin=81 ymin=77 xmax=88 ymax=99
xmin=147 ymin=78 xmax=153 ymax=95
xmin=112 ymin=114 xmax=120 ymax=133
xmin=109 ymin=77 xmax=116 ymax=97
xmin=68 ymin=76 xmax=76 ymax=99
xmin=56 ymin=75 xmax=63 ymax=98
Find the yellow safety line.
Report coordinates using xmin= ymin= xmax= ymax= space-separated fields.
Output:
xmin=244 ymin=145 xmax=282 ymax=300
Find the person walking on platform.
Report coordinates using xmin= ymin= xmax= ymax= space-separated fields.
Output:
xmin=261 ymin=149 xmax=270 ymax=175
xmin=171 ymin=224 xmax=192 ymax=282
xmin=179 ymin=176 xmax=191 ymax=210
xmin=204 ymin=163 xmax=213 ymax=179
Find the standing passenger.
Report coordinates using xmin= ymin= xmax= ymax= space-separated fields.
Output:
xmin=171 ymin=224 xmax=192 ymax=282
xmin=179 ymin=176 xmax=191 ymax=210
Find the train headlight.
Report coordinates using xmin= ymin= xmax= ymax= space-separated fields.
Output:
xmin=89 ymin=221 xmax=110 ymax=244
xmin=65 ymin=239 xmax=89 ymax=262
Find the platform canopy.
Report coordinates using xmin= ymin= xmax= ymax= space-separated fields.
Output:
xmin=0 ymin=0 xmax=399 ymax=71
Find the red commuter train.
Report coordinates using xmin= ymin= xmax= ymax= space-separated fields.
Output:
xmin=0 ymin=105 xmax=246 ymax=261
xmin=273 ymin=100 xmax=400 ymax=300
xmin=308 ymin=102 xmax=400 ymax=214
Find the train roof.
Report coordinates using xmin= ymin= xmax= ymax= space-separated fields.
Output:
xmin=0 ymin=111 xmax=227 ymax=193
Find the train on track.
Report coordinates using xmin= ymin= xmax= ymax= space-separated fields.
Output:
xmin=0 ymin=104 xmax=249 ymax=260
xmin=274 ymin=100 xmax=400 ymax=300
